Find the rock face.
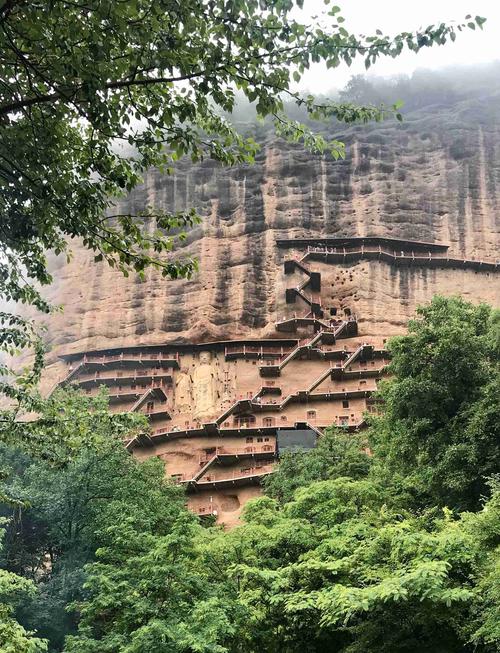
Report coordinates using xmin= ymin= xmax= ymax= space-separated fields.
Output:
xmin=42 ymin=93 xmax=500 ymax=368
xmin=41 ymin=89 xmax=500 ymax=525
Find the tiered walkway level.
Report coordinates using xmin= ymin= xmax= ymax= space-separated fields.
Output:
xmin=216 ymin=343 xmax=385 ymax=421
xmin=180 ymin=445 xmax=277 ymax=490
xmin=259 ymin=320 xmax=357 ymax=376
xmin=278 ymin=236 xmax=499 ymax=272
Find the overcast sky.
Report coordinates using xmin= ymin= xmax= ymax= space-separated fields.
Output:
xmin=293 ymin=0 xmax=500 ymax=92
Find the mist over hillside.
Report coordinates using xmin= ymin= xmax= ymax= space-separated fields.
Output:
xmin=228 ymin=61 xmax=500 ymax=129
xmin=336 ymin=61 xmax=500 ymax=111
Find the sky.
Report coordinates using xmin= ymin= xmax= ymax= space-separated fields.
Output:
xmin=293 ymin=0 xmax=500 ymax=92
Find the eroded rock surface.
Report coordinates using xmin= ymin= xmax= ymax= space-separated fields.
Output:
xmin=40 ymin=93 xmax=500 ymax=385
xmin=37 ymin=91 xmax=500 ymax=526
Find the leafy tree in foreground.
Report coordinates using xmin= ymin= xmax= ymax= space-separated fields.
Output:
xmin=0 ymin=388 xmax=145 ymax=463
xmin=63 ymin=510 xmax=242 ymax=653
xmin=369 ymin=296 xmax=500 ymax=511
xmin=1 ymin=298 xmax=498 ymax=652
xmin=0 ymin=1 xmax=484 ymax=394
xmin=0 ymin=523 xmax=47 ymax=653
xmin=0 ymin=390 xmax=149 ymax=650
xmin=19 ymin=451 xmax=206 ymax=653
xmin=61 ymin=463 xmax=500 ymax=653
xmin=203 ymin=479 xmax=500 ymax=653
xmin=0 ymin=389 xmax=246 ymax=652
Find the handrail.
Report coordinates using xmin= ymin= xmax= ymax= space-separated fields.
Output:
xmin=216 ymin=361 xmax=383 ymax=426
xmin=195 ymin=445 xmax=276 ymax=480
xmin=199 ymin=444 xmax=276 ymax=463
xmin=73 ymin=370 xmax=170 ymax=384
xmin=129 ymin=386 xmax=167 ymax=412
xmin=259 ymin=321 xmax=353 ymax=376
xmin=80 ymin=351 xmax=180 ymax=364
xmin=196 ymin=465 xmax=274 ymax=484
xmin=225 ymin=344 xmax=292 ymax=356
xmin=303 ymin=245 xmax=499 ymax=270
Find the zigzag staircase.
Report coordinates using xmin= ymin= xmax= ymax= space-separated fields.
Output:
xmin=259 ymin=320 xmax=352 ymax=377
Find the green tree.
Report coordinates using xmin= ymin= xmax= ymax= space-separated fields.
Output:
xmin=263 ymin=427 xmax=371 ymax=504
xmin=0 ymin=522 xmax=48 ymax=653
xmin=63 ymin=511 xmax=242 ymax=653
xmin=2 ymin=299 xmax=499 ymax=652
xmin=0 ymin=389 xmax=243 ymax=652
xmin=369 ymin=296 xmax=500 ymax=511
xmin=464 ymin=480 xmax=500 ymax=650
xmin=0 ymin=1 xmax=484 ymax=395
xmin=0 ymin=388 xmax=145 ymax=463
xmin=0 ymin=390 xmax=152 ymax=650
xmin=205 ymin=480 xmax=499 ymax=653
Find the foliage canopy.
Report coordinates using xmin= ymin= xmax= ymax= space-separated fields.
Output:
xmin=370 ymin=296 xmax=500 ymax=511
xmin=0 ymin=297 xmax=498 ymax=652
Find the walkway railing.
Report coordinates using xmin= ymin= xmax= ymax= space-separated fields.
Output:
xmin=304 ymin=245 xmax=499 ymax=270
xmin=77 ymin=351 xmax=180 ymax=365
xmin=196 ymin=465 xmax=274 ymax=484
xmin=224 ymin=344 xmax=292 ymax=358
xmin=198 ymin=444 xmax=276 ymax=465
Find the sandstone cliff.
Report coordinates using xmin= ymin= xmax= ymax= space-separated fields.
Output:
xmin=40 ymin=85 xmax=500 ymax=388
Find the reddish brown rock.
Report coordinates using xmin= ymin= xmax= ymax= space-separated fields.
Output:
xmin=38 ymin=91 xmax=500 ymax=525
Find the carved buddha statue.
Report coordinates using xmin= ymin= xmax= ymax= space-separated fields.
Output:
xmin=192 ymin=351 xmax=219 ymax=421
